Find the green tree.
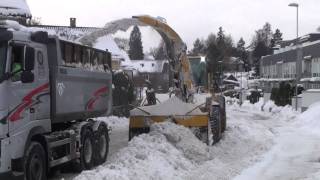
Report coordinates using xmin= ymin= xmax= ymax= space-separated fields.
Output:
xmin=151 ymin=40 xmax=167 ymax=60
xmin=271 ymin=28 xmax=283 ymax=48
xmin=129 ymin=25 xmax=144 ymax=60
xmin=191 ymin=38 xmax=206 ymax=55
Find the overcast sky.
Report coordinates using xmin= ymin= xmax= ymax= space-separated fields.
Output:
xmin=27 ymin=0 xmax=320 ymax=49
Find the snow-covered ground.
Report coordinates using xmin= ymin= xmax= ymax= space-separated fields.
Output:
xmin=52 ymin=99 xmax=320 ymax=180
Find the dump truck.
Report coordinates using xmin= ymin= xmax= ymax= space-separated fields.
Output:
xmin=0 ymin=20 xmax=112 ymax=180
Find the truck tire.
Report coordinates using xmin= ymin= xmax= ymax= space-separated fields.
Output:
xmin=80 ymin=128 xmax=94 ymax=170
xmin=24 ymin=142 xmax=47 ymax=180
xmin=95 ymin=124 xmax=109 ymax=165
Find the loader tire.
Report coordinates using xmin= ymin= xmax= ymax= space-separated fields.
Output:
xmin=94 ymin=124 xmax=109 ymax=165
xmin=218 ymin=96 xmax=227 ymax=133
xmin=212 ymin=119 xmax=222 ymax=145
xmin=195 ymin=127 xmax=209 ymax=145
xmin=210 ymin=105 xmax=222 ymax=145
xmin=24 ymin=142 xmax=47 ymax=180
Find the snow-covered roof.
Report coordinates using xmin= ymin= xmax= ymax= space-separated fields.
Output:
xmin=0 ymin=0 xmax=31 ymax=18
xmin=129 ymin=60 xmax=168 ymax=73
xmin=94 ymin=36 xmax=131 ymax=65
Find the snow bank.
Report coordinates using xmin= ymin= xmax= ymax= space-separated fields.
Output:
xmin=75 ymin=122 xmax=196 ymax=180
xmin=151 ymin=122 xmax=209 ymax=162
xmin=76 ymin=102 xmax=286 ymax=180
xmin=297 ymin=102 xmax=320 ymax=131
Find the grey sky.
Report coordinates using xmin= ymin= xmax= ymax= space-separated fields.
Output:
xmin=27 ymin=0 xmax=320 ymax=49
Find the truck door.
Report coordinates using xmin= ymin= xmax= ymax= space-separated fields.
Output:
xmin=7 ymin=43 xmax=49 ymax=134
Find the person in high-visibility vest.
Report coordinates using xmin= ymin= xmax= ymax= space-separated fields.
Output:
xmin=11 ymin=52 xmax=23 ymax=81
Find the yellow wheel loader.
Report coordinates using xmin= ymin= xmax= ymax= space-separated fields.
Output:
xmin=127 ymin=16 xmax=226 ymax=145
xmin=80 ymin=15 xmax=227 ymax=145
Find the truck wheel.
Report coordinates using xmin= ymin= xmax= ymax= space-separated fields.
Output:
xmin=24 ymin=142 xmax=47 ymax=180
xmin=81 ymin=128 xmax=94 ymax=170
xmin=95 ymin=124 xmax=109 ymax=165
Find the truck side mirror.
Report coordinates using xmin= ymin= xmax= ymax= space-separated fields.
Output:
xmin=21 ymin=71 xmax=34 ymax=83
xmin=25 ymin=47 xmax=35 ymax=71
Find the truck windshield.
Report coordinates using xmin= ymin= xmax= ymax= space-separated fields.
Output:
xmin=0 ymin=44 xmax=7 ymax=81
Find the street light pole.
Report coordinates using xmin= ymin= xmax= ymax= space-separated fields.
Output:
xmin=289 ymin=2 xmax=299 ymax=111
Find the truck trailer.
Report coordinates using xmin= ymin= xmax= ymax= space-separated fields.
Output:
xmin=0 ymin=21 xmax=112 ymax=180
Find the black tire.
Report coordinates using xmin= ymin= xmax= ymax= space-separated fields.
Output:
xmin=194 ymin=127 xmax=209 ymax=145
xmin=72 ymin=127 xmax=94 ymax=172
xmin=95 ymin=124 xmax=109 ymax=165
xmin=210 ymin=105 xmax=222 ymax=145
xmin=212 ymin=119 xmax=222 ymax=145
xmin=24 ymin=142 xmax=47 ymax=180
xmin=218 ymin=96 xmax=227 ymax=133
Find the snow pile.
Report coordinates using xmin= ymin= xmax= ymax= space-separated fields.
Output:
xmin=151 ymin=122 xmax=209 ymax=162
xmin=75 ymin=122 xmax=196 ymax=180
xmin=297 ymin=102 xmax=320 ymax=131
xmin=0 ymin=0 xmax=31 ymax=18
xmin=186 ymin=104 xmax=277 ymax=180
xmin=130 ymin=96 xmax=207 ymax=116
xmin=237 ymin=99 xmax=297 ymax=120
xmin=75 ymin=102 xmax=295 ymax=180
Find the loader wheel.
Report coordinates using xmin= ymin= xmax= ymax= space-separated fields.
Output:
xmin=25 ymin=142 xmax=47 ymax=180
xmin=212 ymin=119 xmax=222 ymax=145
xmin=195 ymin=127 xmax=209 ymax=145
xmin=210 ymin=105 xmax=222 ymax=145
xmin=95 ymin=124 xmax=109 ymax=165
xmin=218 ymin=96 xmax=227 ymax=133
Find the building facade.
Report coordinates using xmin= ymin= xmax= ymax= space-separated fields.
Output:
xmin=260 ymin=33 xmax=320 ymax=93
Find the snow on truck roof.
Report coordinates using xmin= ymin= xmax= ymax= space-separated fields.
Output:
xmin=0 ymin=0 xmax=31 ymax=18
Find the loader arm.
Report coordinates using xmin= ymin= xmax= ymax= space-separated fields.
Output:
xmin=79 ymin=15 xmax=194 ymax=102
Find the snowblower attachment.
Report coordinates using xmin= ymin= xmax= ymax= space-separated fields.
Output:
xmin=129 ymin=97 xmax=209 ymax=143
xmin=128 ymin=15 xmax=226 ymax=145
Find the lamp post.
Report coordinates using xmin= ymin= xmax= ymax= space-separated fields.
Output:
xmin=289 ymin=2 xmax=300 ymax=111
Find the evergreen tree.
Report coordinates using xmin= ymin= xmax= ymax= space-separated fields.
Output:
xmin=129 ymin=25 xmax=144 ymax=60
xmin=236 ymin=38 xmax=249 ymax=71
xmin=153 ymin=41 xmax=167 ymax=60
xmin=253 ymin=41 xmax=269 ymax=75
xmin=217 ymin=27 xmax=225 ymax=46
xmin=206 ymin=42 xmax=223 ymax=74
xmin=237 ymin=38 xmax=245 ymax=51
xmin=271 ymin=29 xmax=283 ymax=48
xmin=191 ymin=38 xmax=206 ymax=55
xmin=206 ymin=42 xmax=223 ymax=92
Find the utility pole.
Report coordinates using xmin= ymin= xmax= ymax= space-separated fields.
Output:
xmin=289 ymin=2 xmax=300 ymax=111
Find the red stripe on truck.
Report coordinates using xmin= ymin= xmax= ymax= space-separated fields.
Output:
xmin=9 ymin=83 xmax=49 ymax=122
xmin=87 ymin=86 xmax=108 ymax=110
